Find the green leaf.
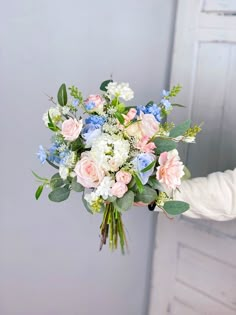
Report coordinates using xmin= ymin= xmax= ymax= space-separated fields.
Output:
xmin=57 ymin=83 xmax=67 ymax=106
xmin=71 ymin=177 xmax=84 ymax=192
xmin=70 ymin=137 xmax=84 ymax=151
xmin=133 ymin=173 xmax=144 ymax=193
xmin=100 ymin=79 xmax=113 ymax=92
xmin=169 ymin=119 xmax=191 ymax=138
xmin=182 ymin=166 xmax=191 ymax=181
xmin=115 ymin=191 xmax=134 ymax=212
xmin=146 ymin=100 xmax=154 ymax=106
xmin=148 ymin=177 xmax=165 ymax=191
xmin=114 ymin=112 xmax=125 ymax=124
xmin=32 ymin=171 xmax=47 ymax=181
xmin=35 ymin=185 xmax=44 ymax=200
xmin=82 ymin=192 xmax=93 ymax=214
xmin=141 ymin=160 xmax=156 ymax=173
xmin=47 ymin=113 xmax=60 ymax=131
xmin=50 ymin=173 xmax=64 ymax=189
xmin=163 ymin=200 xmax=189 ymax=215
xmin=48 ymin=185 xmax=70 ymax=202
xmin=171 ymin=103 xmax=186 ymax=108
xmin=134 ymin=186 xmax=157 ymax=204
xmin=154 ymin=138 xmax=177 ymax=154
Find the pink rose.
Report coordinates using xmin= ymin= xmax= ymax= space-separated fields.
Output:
xmin=74 ymin=152 xmax=104 ymax=188
xmin=156 ymin=149 xmax=184 ymax=190
xmin=140 ymin=113 xmax=159 ymax=138
xmin=136 ymin=135 xmax=156 ymax=153
xmin=125 ymin=121 xmax=142 ymax=138
xmin=111 ymin=182 xmax=128 ymax=198
xmin=85 ymin=94 xmax=105 ymax=112
xmin=127 ymin=108 xmax=137 ymax=120
xmin=116 ymin=171 xmax=132 ymax=184
xmin=61 ymin=118 xmax=83 ymax=142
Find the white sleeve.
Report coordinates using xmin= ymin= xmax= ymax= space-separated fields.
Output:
xmin=174 ymin=168 xmax=236 ymax=221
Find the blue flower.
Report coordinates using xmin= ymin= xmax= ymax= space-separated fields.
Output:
xmin=161 ymin=99 xmax=172 ymax=110
xmin=85 ymin=115 xmax=106 ymax=126
xmin=132 ymin=153 xmax=156 ymax=185
xmin=162 ymin=89 xmax=170 ymax=97
xmin=37 ymin=145 xmax=47 ymax=164
xmin=137 ymin=104 xmax=161 ymax=122
xmin=85 ymin=102 xmax=96 ymax=111
xmin=81 ymin=124 xmax=102 ymax=148
xmin=72 ymin=99 xmax=79 ymax=107
xmin=48 ymin=143 xmax=61 ymax=164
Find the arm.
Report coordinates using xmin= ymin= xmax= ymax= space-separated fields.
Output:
xmin=174 ymin=168 xmax=236 ymax=221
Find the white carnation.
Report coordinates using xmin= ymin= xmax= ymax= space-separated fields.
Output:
xmin=107 ymin=82 xmax=134 ymax=101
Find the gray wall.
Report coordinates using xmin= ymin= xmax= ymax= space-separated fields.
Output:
xmin=0 ymin=1 xmax=176 ymax=314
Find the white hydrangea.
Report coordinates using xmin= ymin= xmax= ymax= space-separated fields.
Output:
xmin=84 ymin=176 xmax=115 ymax=205
xmin=90 ymin=133 xmax=130 ymax=172
xmin=107 ymin=82 xmax=134 ymax=101
xmin=42 ymin=107 xmax=61 ymax=126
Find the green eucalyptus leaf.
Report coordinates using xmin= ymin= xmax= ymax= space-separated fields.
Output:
xmin=50 ymin=173 xmax=64 ymax=189
xmin=163 ymin=200 xmax=189 ymax=215
xmin=100 ymin=79 xmax=113 ymax=92
xmin=82 ymin=193 xmax=93 ymax=214
xmin=48 ymin=185 xmax=70 ymax=202
xmin=35 ymin=185 xmax=44 ymax=200
xmin=154 ymin=138 xmax=177 ymax=154
xmin=148 ymin=177 xmax=165 ymax=191
xmin=71 ymin=177 xmax=84 ymax=192
xmin=57 ymin=83 xmax=67 ymax=106
xmin=169 ymin=119 xmax=191 ymax=138
xmin=115 ymin=191 xmax=134 ymax=212
xmin=134 ymin=186 xmax=157 ymax=204
xmin=106 ymin=196 xmax=117 ymax=203
xmin=182 ymin=166 xmax=191 ymax=181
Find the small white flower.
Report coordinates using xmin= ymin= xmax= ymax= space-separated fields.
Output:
xmin=59 ymin=165 xmax=69 ymax=180
xmin=107 ymin=82 xmax=134 ymax=101
xmin=61 ymin=106 xmax=71 ymax=115
xmin=42 ymin=107 xmax=61 ymax=126
xmin=84 ymin=191 xmax=99 ymax=205
xmin=95 ymin=176 xmax=115 ymax=200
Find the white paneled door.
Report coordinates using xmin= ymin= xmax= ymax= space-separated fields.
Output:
xmin=149 ymin=1 xmax=236 ymax=314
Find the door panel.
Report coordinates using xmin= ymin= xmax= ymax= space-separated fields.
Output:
xmin=149 ymin=1 xmax=236 ymax=314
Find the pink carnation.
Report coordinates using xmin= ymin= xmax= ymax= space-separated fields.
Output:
xmin=61 ymin=118 xmax=83 ymax=141
xmin=156 ymin=149 xmax=184 ymax=190
xmin=74 ymin=152 xmax=104 ymax=188
xmin=116 ymin=171 xmax=132 ymax=184
xmin=111 ymin=182 xmax=128 ymax=198
xmin=136 ymin=135 xmax=156 ymax=153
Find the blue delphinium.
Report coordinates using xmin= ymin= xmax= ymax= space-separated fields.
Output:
xmin=162 ymin=89 xmax=170 ymax=97
xmin=137 ymin=103 xmax=161 ymax=122
xmin=85 ymin=115 xmax=106 ymax=126
xmin=81 ymin=124 xmax=102 ymax=148
xmin=161 ymin=99 xmax=172 ymax=110
xmin=85 ymin=102 xmax=96 ymax=111
xmin=132 ymin=153 xmax=156 ymax=185
xmin=72 ymin=99 xmax=79 ymax=107
xmin=48 ymin=143 xmax=61 ymax=164
xmin=37 ymin=145 xmax=47 ymax=164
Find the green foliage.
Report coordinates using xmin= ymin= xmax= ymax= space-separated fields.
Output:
xmin=184 ymin=124 xmax=202 ymax=138
xmin=70 ymin=137 xmax=84 ymax=151
xmin=57 ymin=83 xmax=67 ymax=106
xmin=100 ymin=79 xmax=113 ymax=92
xmin=50 ymin=173 xmax=64 ymax=189
xmin=35 ymin=185 xmax=44 ymax=200
xmin=32 ymin=171 xmax=48 ymax=181
xmin=82 ymin=192 xmax=93 ymax=214
xmin=148 ymin=177 xmax=164 ymax=191
xmin=171 ymin=103 xmax=185 ymax=108
xmin=168 ymin=84 xmax=182 ymax=98
xmin=114 ymin=112 xmax=125 ymax=124
xmin=182 ymin=166 xmax=191 ymax=181
xmin=163 ymin=200 xmax=189 ymax=215
xmin=71 ymin=177 xmax=84 ymax=192
xmin=48 ymin=185 xmax=70 ymax=202
xmin=154 ymin=138 xmax=177 ymax=154
xmin=117 ymin=103 xmax=126 ymax=113
xmin=140 ymin=160 xmax=156 ymax=173
xmin=68 ymin=85 xmax=83 ymax=101
xmin=115 ymin=191 xmax=135 ymax=212
xmin=134 ymin=185 xmax=157 ymax=204
xmin=169 ymin=119 xmax=191 ymax=138
xmin=47 ymin=112 xmax=60 ymax=132
xmin=133 ymin=173 xmax=144 ymax=193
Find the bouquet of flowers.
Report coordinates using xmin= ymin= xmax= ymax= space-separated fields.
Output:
xmin=33 ymin=80 xmax=201 ymax=253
